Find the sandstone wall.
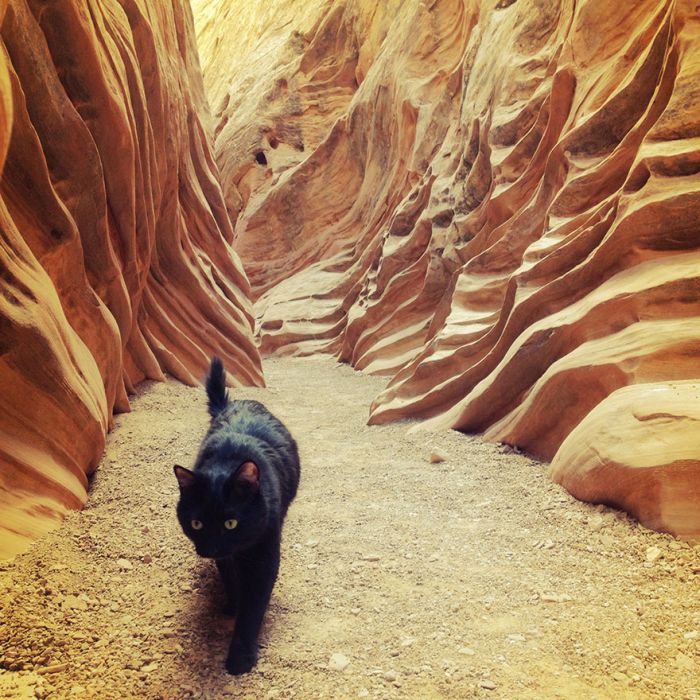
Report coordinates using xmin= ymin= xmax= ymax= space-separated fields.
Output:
xmin=0 ymin=0 xmax=262 ymax=558
xmin=198 ymin=0 xmax=700 ymax=537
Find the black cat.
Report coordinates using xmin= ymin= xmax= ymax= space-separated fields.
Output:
xmin=174 ymin=357 xmax=300 ymax=675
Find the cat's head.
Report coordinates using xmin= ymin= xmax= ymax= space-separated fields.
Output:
xmin=173 ymin=461 xmax=263 ymax=559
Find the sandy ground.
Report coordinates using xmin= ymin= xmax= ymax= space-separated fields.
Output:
xmin=0 ymin=356 xmax=699 ymax=700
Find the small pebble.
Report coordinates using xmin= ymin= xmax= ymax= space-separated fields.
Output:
xmin=479 ymin=679 xmax=496 ymax=690
xmin=116 ymin=558 xmax=133 ymax=570
xmin=646 ymin=546 xmax=662 ymax=563
xmin=428 ymin=450 xmax=447 ymax=464
xmin=541 ymin=593 xmax=572 ymax=603
xmin=588 ymin=515 xmax=605 ymax=531
xmin=383 ymin=670 xmax=397 ymax=682
xmin=37 ymin=663 xmax=68 ymax=675
xmin=328 ymin=653 xmax=350 ymax=671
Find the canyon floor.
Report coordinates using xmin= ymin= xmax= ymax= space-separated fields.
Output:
xmin=0 ymin=356 xmax=698 ymax=700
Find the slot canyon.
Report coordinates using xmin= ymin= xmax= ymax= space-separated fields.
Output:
xmin=0 ymin=0 xmax=699 ymax=698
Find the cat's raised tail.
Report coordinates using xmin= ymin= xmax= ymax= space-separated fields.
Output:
xmin=206 ymin=357 xmax=230 ymax=418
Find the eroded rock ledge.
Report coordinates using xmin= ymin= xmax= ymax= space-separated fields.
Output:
xmin=0 ymin=0 xmax=262 ymax=558
xmin=198 ymin=0 xmax=700 ymax=537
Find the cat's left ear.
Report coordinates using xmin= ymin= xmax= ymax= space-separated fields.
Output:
xmin=174 ymin=465 xmax=196 ymax=491
xmin=231 ymin=461 xmax=260 ymax=496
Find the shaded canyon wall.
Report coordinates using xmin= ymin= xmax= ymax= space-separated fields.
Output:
xmin=0 ymin=0 xmax=262 ymax=558
xmin=196 ymin=0 xmax=700 ymax=536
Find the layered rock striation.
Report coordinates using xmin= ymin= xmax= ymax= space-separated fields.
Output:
xmin=199 ymin=0 xmax=700 ymax=536
xmin=0 ymin=0 xmax=262 ymax=558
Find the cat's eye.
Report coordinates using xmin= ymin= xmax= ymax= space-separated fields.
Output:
xmin=191 ymin=519 xmax=203 ymax=530
xmin=224 ymin=518 xmax=238 ymax=530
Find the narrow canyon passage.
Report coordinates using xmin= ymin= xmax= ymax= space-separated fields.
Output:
xmin=1 ymin=357 xmax=697 ymax=700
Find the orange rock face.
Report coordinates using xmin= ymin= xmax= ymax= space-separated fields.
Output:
xmin=0 ymin=0 xmax=262 ymax=558
xmin=199 ymin=0 xmax=700 ymax=536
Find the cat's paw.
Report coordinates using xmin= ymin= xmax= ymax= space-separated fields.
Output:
xmin=225 ymin=649 xmax=257 ymax=675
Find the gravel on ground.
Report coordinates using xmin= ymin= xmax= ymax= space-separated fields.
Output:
xmin=1 ymin=357 xmax=699 ymax=699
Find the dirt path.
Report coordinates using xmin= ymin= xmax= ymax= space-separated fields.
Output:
xmin=1 ymin=357 xmax=699 ymax=699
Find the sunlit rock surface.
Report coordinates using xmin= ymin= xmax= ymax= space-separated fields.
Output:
xmin=198 ymin=0 xmax=700 ymax=536
xmin=0 ymin=0 xmax=262 ymax=558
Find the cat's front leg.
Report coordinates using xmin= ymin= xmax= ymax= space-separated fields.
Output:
xmin=225 ymin=534 xmax=280 ymax=675
xmin=216 ymin=557 xmax=239 ymax=616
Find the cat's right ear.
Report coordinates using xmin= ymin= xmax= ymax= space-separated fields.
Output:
xmin=173 ymin=465 xmax=196 ymax=491
xmin=229 ymin=461 xmax=260 ymax=497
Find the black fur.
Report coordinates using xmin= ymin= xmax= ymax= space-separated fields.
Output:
xmin=174 ymin=357 xmax=300 ymax=675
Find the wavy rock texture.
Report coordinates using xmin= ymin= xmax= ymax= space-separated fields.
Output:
xmin=198 ymin=0 xmax=700 ymax=536
xmin=0 ymin=0 xmax=262 ymax=558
